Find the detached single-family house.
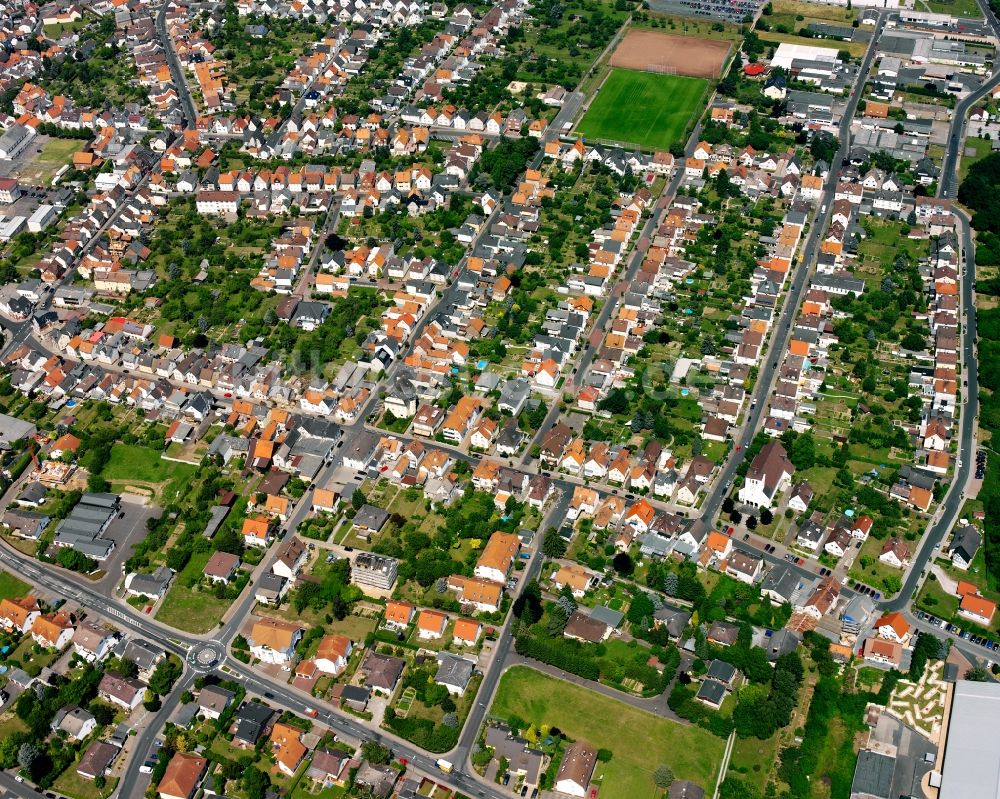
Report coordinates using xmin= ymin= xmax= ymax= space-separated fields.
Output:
xmin=878 ymin=538 xmax=909 ymax=569
xmin=315 ymin=634 xmax=353 ymax=675
xmin=248 ymin=618 xmax=303 ymax=664
xmin=157 ymin=752 xmax=207 ymax=799
xmin=98 ymin=672 xmax=146 ymax=711
xmin=948 ymin=526 xmax=982 ymax=571
xmin=555 ymin=741 xmax=597 ymax=798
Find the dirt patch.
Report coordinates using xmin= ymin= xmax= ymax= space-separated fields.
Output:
xmin=609 ymin=29 xmax=731 ymax=79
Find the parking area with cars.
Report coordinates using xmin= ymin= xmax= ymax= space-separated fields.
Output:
xmin=914 ymin=609 xmax=1000 ymax=652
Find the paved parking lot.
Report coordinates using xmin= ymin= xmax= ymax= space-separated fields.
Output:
xmin=86 ymin=498 xmax=162 ymax=595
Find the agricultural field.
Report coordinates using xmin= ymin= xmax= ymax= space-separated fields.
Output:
xmin=576 ymin=68 xmax=708 ymax=150
xmin=490 ymin=665 xmax=725 ymax=798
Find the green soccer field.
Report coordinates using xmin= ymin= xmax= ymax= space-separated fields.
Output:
xmin=575 ymin=68 xmax=709 ymax=151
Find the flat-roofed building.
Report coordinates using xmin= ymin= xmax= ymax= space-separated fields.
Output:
xmin=352 ymin=552 xmax=398 ymax=590
xmin=938 ymin=680 xmax=1000 ymax=798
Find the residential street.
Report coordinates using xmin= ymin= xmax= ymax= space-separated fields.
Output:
xmin=0 ymin=1 xmax=995 ymax=796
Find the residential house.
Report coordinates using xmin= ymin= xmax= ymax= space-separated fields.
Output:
xmin=874 ymin=612 xmax=909 ymax=643
xmin=435 ymin=652 xmax=475 ymax=695
xmin=384 ymin=600 xmax=416 ymax=630
xmin=417 ymin=609 xmax=448 ymax=639
xmin=555 ymin=741 xmax=597 ymax=797
xmin=315 ymin=635 xmax=353 ymax=675
xmin=270 ymin=722 xmax=308 ymax=777
xmin=198 ymin=686 xmax=235 ymax=720
xmin=32 ymin=610 xmax=74 ymax=649
xmin=726 ymin=550 xmax=763 ymax=584
xmin=948 ymin=525 xmax=982 ymax=571
xmin=248 ymin=618 xmax=303 ymax=664
xmin=0 ymin=595 xmax=40 ymax=633
xmin=157 ymin=753 xmax=207 ymax=799
xmin=474 ymin=531 xmax=520 ymax=583
xmin=98 ymin=672 xmax=146 ymax=711
xmin=878 ymin=538 xmax=909 ymax=569
xmin=360 ymin=651 xmax=405 ymax=696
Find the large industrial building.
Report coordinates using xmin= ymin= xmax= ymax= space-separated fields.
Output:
xmin=938 ymin=680 xmax=1000 ymax=799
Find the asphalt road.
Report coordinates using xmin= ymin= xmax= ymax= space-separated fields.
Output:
xmin=450 ymin=489 xmax=569 ymax=768
xmin=880 ymin=205 xmax=979 ymax=612
xmin=0 ymin=772 xmax=47 ymax=799
xmin=698 ymin=12 xmax=889 ymax=528
xmin=938 ymin=0 xmax=1000 ymax=198
xmin=154 ymin=1 xmax=197 ymax=128
xmin=115 ymin=671 xmax=195 ymax=799
xmin=3 ymin=8 xmax=991 ymax=796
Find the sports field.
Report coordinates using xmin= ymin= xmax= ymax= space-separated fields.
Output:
xmin=576 ymin=68 xmax=707 ymax=151
xmin=610 ymin=30 xmax=730 ymax=78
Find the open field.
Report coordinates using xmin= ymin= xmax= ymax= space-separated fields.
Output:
xmin=609 ymin=29 xmax=731 ymax=78
xmin=770 ymin=0 xmax=857 ymax=22
xmin=490 ymin=665 xmax=724 ymax=797
xmin=17 ymin=137 xmax=80 ymax=185
xmin=103 ymin=444 xmax=196 ymax=485
xmin=155 ymin=550 xmax=233 ymax=633
xmin=923 ymin=0 xmax=983 ymax=17
xmin=960 ymin=137 xmax=995 ymax=181
xmin=636 ymin=14 xmax=746 ymax=41
xmin=0 ymin=571 xmax=30 ymax=602
xmin=576 ymin=68 xmax=708 ymax=150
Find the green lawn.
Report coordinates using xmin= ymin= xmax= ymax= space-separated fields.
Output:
xmin=102 ymin=444 xmax=197 ymax=501
xmin=490 ymin=666 xmax=724 ymax=797
xmin=576 ymin=69 xmax=708 ymax=151
xmin=103 ymin=444 xmax=193 ymax=483
xmin=960 ymin=137 xmax=995 ymax=182
xmin=0 ymin=716 xmax=28 ymax=739
xmin=155 ymin=551 xmax=231 ymax=633
xmin=916 ymin=574 xmax=960 ymax=620
xmin=924 ymin=0 xmax=983 ymax=17
xmin=53 ymin=765 xmax=118 ymax=799
xmin=728 ymin=732 xmax=783 ymax=793
xmin=290 ymin=780 xmax=345 ymax=799
xmin=0 ymin=571 xmax=30 ymax=602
